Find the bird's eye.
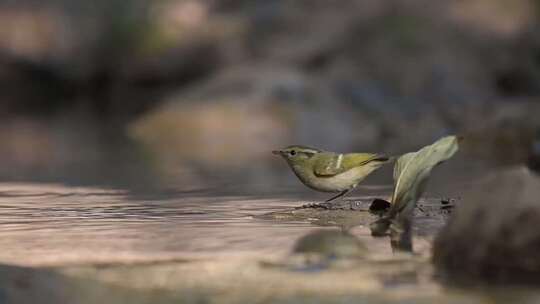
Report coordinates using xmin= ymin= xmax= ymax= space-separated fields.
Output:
xmin=290 ymin=150 xmax=296 ymax=156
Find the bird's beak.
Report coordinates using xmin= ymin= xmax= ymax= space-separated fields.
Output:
xmin=272 ymin=150 xmax=282 ymax=155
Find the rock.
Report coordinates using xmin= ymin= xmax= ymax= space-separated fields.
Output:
xmin=259 ymin=197 xmax=454 ymax=236
xmin=528 ymin=129 xmax=540 ymax=173
xmin=292 ymin=229 xmax=367 ymax=260
xmin=433 ymin=166 xmax=540 ymax=284
xmin=0 ymin=264 xmax=181 ymax=304
xmin=368 ymin=198 xmax=392 ymax=215
xmin=128 ymin=96 xmax=292 ymax=185
xmin=257 ymin=204 xmax=377 ymax=230
xmin=462 ymin=102 xmax=540 ymax=166
xmin=446 ymin=0 xmax=535 ymax=37
xmin=127 ymin=66 xmax=385 ymax=186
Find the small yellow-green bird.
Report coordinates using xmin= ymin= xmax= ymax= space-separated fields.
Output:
xmin=273 ymin=145 xmax=390 ymax=202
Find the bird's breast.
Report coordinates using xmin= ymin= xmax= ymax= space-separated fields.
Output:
xmin=291 ymin=165 xmax=367 ymax=192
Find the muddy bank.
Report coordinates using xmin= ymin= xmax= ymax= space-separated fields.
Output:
xmin=257 ymin=197 xmax=455 ymax=236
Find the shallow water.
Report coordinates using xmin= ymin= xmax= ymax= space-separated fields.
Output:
xmin=0 ymin=183 xmax=335 ymax=266
xmin=1 ymin=182 xmax=540 ymax=304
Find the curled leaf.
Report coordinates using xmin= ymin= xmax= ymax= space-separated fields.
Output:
xmin=370 ymin=135 xmax=460 ymax=251
xmin=390 ymin=136 xmax=459 ymax=215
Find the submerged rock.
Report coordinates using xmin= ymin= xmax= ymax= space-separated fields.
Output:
xmin=257 ymin=204 xmax=377 ymax=230
xmin=433 ymin=166 xmax=540 ymax=284
xmin=292 ymin=229 xmax=367 ymax=259
xmin=272 ymin=229 xmax=369 ymax=271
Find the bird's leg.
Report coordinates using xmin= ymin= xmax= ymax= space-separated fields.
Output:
xmin=325 ymin=189 xmax=351 ymax=203
xmin=301 ymin=189 xmax=353 ymax=209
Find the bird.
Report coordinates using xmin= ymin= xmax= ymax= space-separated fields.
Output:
xmin=273 ymin=145 xmax=390 ymax=202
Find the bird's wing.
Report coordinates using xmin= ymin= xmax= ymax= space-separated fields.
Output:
xmin=314 ymin=153 xmax=388 ymax=176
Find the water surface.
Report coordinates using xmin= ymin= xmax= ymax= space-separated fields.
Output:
xmin=0 ymin=183 xmax=341 ymax=266
xmin=1 ymin=182 xmax=539 ymax=304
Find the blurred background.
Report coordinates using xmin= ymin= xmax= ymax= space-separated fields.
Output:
xmin=1 ymin=0 xmax=540 ymax=193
